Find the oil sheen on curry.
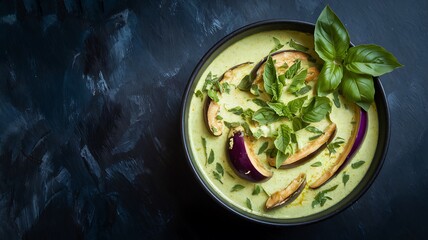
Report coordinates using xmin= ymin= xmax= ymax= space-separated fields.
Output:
xmin=187 ymin=30 xmax=378 ymax=219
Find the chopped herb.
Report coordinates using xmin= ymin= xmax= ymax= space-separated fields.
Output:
xmin=258 ymin=142 xmax=269 ymax=155
xmin=343 ymin=172 xmax=350 ymax=186
xmin=288 ymin=69 xmax=308 ymax=94
xmin=231 ymin=184 xmax=245 ymax=192
xmin=270 ymin=37 xmax=284 ymax=53
xmin=311 ymin=161 xmax=322 ymax=167
xmin=351 ymin=160 xmax=365 ymax=169
xmin=238 ymin=74 xmax=252 ymax=91
xmin=292 ymin=117 xmax=308 ymax=131
xmin=289 ymin=38 xmax=309 ymax=52
xmin=278 ymin=74 xmax=286 ymax=85
xmin=250 ymin=84 xmax=261 ymax=96
xmin=296 ymin=85 xmax=312 ymax=96
xmin=275 ymin=151 xmax=289 ymax=169
xmin=201 ymin=137 xmax=208 ymax=164
xmin=274 ymin=124 xmax=292 ymax=154
xmin=208 ymin=149 xmax=214 ymax=164
xmin=213 ymin=171 xmax=223 ymax=184
xmin=226 ymin=171 xmax=235 ymax=179
xmin=267 ymin=102 xmax=292 ymax=119
xmin=252 ymin=98 xmax=268 ymax=107
xmin=224 ymin=121 xmax=241 ymax=129
xmin=302 ymin=96 xmax=332 ymax=123
xmin=327 ymin=137 xmax=345 ymax=155
xmin=284 ymin=60 xmax=301 ymax=79
xmin=240 ymin=122 xmax=253 ymax=137
xmin=333 ymin=90 xmax=341 ymax=108
xmin=305 ymin=126 xmax=324 ymax=134
xmin=195 ymin=90 xmax=204 ymax=101
xmin=228 ymin=106 xmax=244 ymax=115
xmin=252 ymin=185 xmax=261 ymax=195
xmin=221 ymin=82 xmax=231 ymax=94
xmin=263 ymin=55 xmax=282 ymax=101
xmin=252 ymin=107 xmax=280 ymax=124
xmin=215 ymin=115 xmax=223 ymax=120
xmin=287 ymin=96 xmax=307 ymax=115
xmin=309 ymin=134 xmax=322 ymax=140
xmin=207 ymin=89 xmax=219 ymax=102
xmin=312 ymin=185 xmax=338 ymax=208
xmin=246 ymin=198 xmax=253 ymax=210
xmin=290 ymin=133 xmax=297 ymax=143
xmin=202 ymin=72 xmax=219 ymax=91
xmin=216 ymin=162 xmax=224 ymax=176
xmin=241 ymin=109 xmax=254 ymax=121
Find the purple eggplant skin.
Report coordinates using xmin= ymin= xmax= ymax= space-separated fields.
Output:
xmin=228 ymin=127 xmax=272 ymax=182
xmin=347 ymin=109 xmax=368 ymax=160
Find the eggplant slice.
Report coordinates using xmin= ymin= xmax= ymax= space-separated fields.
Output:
xmin=309 ymin=105 xmax=362 ymax=189
xmin=265 ymin=173 xmax=306 ymax=209
xmin=204 ymin=62 xmax=254 ymax=136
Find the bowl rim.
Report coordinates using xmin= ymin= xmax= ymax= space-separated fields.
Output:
xmin=180 ymin=19 xmax=390 ymax=226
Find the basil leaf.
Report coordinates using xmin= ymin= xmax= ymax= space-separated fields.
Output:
xmin=216 ymin=115 xmax=223 ymax=120
xmin=351 ymin=160 xmax=365 ymax=169
xmin=258 ymin=142 xmax=269 ymax=155
xmin=314 ymin=6 xmax=350 ymax=61
xmin=238 ymin=75 xmax=252 ymax=91
xmin=263 ymin=55 xmax=277 ymax=96
xmin=252 ymin=98 xmax=268 ymax=107
xmin=341 ymin=70 xmax=375 ymax=110
xmin=292 ymin=117 xmax=308 ymax=131
xmin=267 ymin=102 xmax=292 ymax=119
xmin=208 ymin=149 xmax=214 ymax=164
xmin=216 ymin=162 xmax=224 ymax=176
xmin=284 ymin=60 xmax=301 ymax=79
xmin=201 ymin=137 xmax=208 ymax=165
xmin=289 ymin=39 xmax=309 ymax=52
xmin=231 ymin=184 xmax=245 ymax=192
xmin=302 ymin=97 xmax=332 ymax=122
xmin=270 ymin=37 xmax=284 ymax=53
xmin=305 ymin=126 xmax=323 ymax=134
xmin=207 ymin=89 xmax=219 ymax=102
xmin=316 ymin=62 xmax=343 ymax=96
xmin=309 ymin=134 xmax=322 ymax=140
xmin=296 ymin=85 xmax=312 ymax=96
xmin=213 ymin=171 xmax=223 ymax=184
xmin=333 ymin=90 xmax=341 ymax=108
xmin=221 ymin=82 xmax=231 ymax=94
xmin=288 ymin=96 xmax=307 ymax=115
xmin=252 ymin=107 xmax=280 ymax=124
xmin=252 ymin=185 xmax=261 ymax=195
xmin=311 ymin=162 xmax=322 ymax=167
xmin=250 ymin=84 xmax=261 ymax=96
xmin=274 ymin=124 xmax=291 ymax=153
xmin=356 ymin=102 xmax=372 ymax=112
xmin=288 ymin=69 xmax=307 ymax=94
xmin=246 ymin=198 xmax=253 ymax=210
xmin=195 ymin=90 xmax=204 ymax=101
xmin=224 ymin=121 xmax=240 ymax=129
xmin=345 ymin=44 xmax=403 ymax=76
xmin=343 ymin=172 xmax=350 ymax=186
xmin=241 ymin=109 xmax=254 ymax=121
xmin=228 ymin=106 xmax=243 ymax=115
xmin=275 ymin=150 xmax=289 ymax=169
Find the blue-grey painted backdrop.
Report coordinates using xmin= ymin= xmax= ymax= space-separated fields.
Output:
xmin=0 ymin=0 xmax=426 ymax=239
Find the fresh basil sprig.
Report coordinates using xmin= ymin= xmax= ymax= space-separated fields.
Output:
xmin=315 ymin=6 xmax=402 ymax=111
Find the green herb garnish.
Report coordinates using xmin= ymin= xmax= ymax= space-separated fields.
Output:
xmin=314 ymin=6 xmax=402 ymax=111
xmin=343 ymin=172 xmax=350 ymax=186
xmin=252 ymin=185 xmax=261 ymax=195
xmin=258 ymin=142 xmax=269 ymax=155
xmin=228 ymin=106 xmax=243 ymax=115
xmin=207 ymin=149 xmax=214 ymax=164
xmin=246 ymin=198 xmax=253 ymax=210
xmin=305 ymin=126 xmax=324 ymax=134
xmin=201 ymin=137 xmax=208 ymax=164
xmin=289 ymin=38 xmax=309 ymax=52
xmin=252 ymin=98 xmax=268 ymax=107
xmin=311 ymin=161 xmax=322 ymax=167
xmin=238 ymin=74 xmax=252 ymax=91
xmin=216 ymin=162 xmax=224 ymax=176
xmin=327 ymin=137 xmax=345 ymax=155
xmin=351 ymin=160 xmax=365 ymax=169
xmin=231 ymin=184 xmax=245 ymax=192
xmin=301 ymin=96 xmax=332 ymax=122
xmin=252 ymin=107 xmax=280 ymax=124
xmin=270 ymin=37 xmax=284 ymax=53
xmin=195 ymin=90 xmax=204 ymax=101
xmin=312 ymin=185 xmax=338 ymax=208
xmin=213 ymin=171 xmax=223 ymax=184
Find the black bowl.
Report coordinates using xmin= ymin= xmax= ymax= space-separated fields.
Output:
xmin=180 ymin=20 xmax=390 ymax=225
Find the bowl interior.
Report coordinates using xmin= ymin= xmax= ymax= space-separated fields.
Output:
xmin=181 ymin=20 xmax=389 ymax=225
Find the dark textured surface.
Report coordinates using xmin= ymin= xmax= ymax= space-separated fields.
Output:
xmin=0 ymin=0 xmax=426 ymax=239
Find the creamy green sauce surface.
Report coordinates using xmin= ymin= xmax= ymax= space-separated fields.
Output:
xmin=186 ymin=30 xmax=379 ymax=219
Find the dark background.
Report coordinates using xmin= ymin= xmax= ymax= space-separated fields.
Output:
xmin=0 ymin=0 xmax=426 ymax=239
